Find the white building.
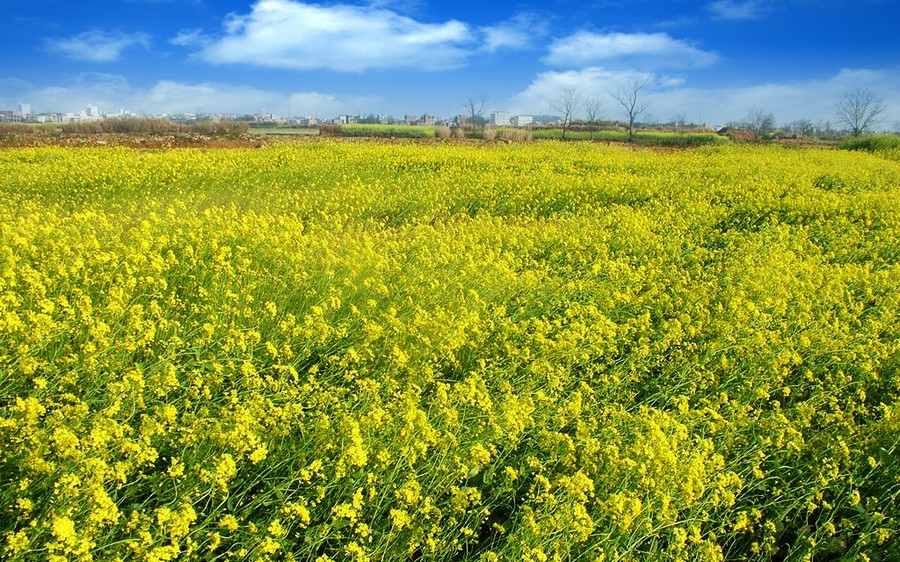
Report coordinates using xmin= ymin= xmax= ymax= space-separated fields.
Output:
xmin=512 ymin=115 xmax=534 ymax=127
xmin=18 ymin=103 xmax=31 ymax=116
xmin=492 ymin=111 xmax=511 ymax=126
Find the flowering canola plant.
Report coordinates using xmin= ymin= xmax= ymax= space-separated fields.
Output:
xmin=1 ymin=140 xmax=898 ymax=561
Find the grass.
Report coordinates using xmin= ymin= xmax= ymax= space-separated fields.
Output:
xmin=532 ymin=128 xmax=729 ymax=146
xmin=326 ymin=123 xmax=437 ymax=138
xmin=840 ymin=133 xmax=900 ymax=151
xmin=840 ymin=134 xmax=900 ymax=161
xmin=250 ymin=127 xmax=320 ymax=136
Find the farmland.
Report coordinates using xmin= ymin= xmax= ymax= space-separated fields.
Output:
xmin=1 ymin=140 xmax=899 ymax=561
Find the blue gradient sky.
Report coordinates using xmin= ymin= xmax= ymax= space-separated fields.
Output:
xmin=2 ymin=0 xmax=898 ymax=127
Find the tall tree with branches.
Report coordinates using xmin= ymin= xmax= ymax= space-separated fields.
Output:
xmin=744 ymin=108 xmax=776 ymax=141
xmin=583 ymin=96 xmax=604 ymax=140
xmin=554 ymin=88 xmax=582 ymax=140
xmin=835 ymin=89 xmax=887 ymax=137
xmin=611 ymin=78 xmax=651 ymax=141
xmin=462 ymin=95 xmax=489 ymax=129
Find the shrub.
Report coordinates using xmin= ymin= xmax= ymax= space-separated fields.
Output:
xmin=840 ymin=134 xmax=900 ymax=152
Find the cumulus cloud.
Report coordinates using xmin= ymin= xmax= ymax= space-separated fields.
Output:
xmin=45 ymin=29 xmax=151 ymax=62
xmin=510 ymin=67 xmax=656 ymax=113
xmin=543 ymin=31 xmax=718 ymax=69
xmin=707 ymin=0 xmax=770 ymax=21
xmin=507 ymin=66 xmax=900 ymax=126
xmin=479 ymin=13 xmax=547 ymax=53
xmin=194 ymin=0 xmax=475 ymax=71
xmin=170 ymin=29 xmax=210 ymax=47
xmin=645 ymin=68 xmax=900 ymax=126
xmin=144 ymin=81 xmax=374 ymax=116
xmin=8 ymin=74 xmax=370 ymax=116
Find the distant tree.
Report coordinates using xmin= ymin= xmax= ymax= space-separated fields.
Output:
xmin=583 ymin=96 xmax=604 ymax=140
xmin=788 ymin=119 xmax=816 ymax=137
xmin=554 ymin=88 xmax=582 ymax=140
xmin=611 ymin=78 xmax=651 ymax=141
xmin=670 ymin=113 xmax=687 ymax=131
xmin=835 ymin=89 xmax=887 ymax=137
xmin=462 ymin=95 xmax=489 ymax=129
xmin=744 ymin=108 xmax=775 ymax=141
xmin=816 ymin=120 xmax=834 ymax=138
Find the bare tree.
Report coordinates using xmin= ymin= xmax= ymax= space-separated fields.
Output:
xmin=611 ymin=78 xmax=651 ymax=141
xmin=462 ymin=95 xmax=488 ymax=129
xmin=583 ymin=96 xmax=604 ymax=140
xmin=744 ymin=108 xmax=775 ymax=141
xmin=835 ymin=89 xmax=887 ymax=137
xmin=554 ymin=88 xmax=582 ymax=140
xmin=788 ymin=119 xmax=816 ymax=138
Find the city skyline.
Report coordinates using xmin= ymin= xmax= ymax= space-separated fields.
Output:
xmin=2 ymin=0 xmax=899 ymax=128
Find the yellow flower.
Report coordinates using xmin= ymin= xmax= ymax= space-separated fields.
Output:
xmin=51 ymin=515 xmax=77 ymax=545
xmin=390 ymin=508 xmax=411 ymax=530
xmin=259 ymin=536 xmax=280 ymax=554
xmin=15 ymin=497 xmax=33 ymax=514
xmin=267 ymin=519 xmax=286 ymax=538
xmin=4 ymin=530 xmax=30 ymax=554
xmin=219 ymin=514 xmax=239 ymax=532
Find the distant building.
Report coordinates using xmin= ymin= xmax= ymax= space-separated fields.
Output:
xmin=18 ymin=103 xmax=31 ymax=116
xmin=512 ymin=115 xmax=534 ymax=127
xmin=491 ymin=111 xmax=511 ymax=126
xmin=419 ymin=114 xmax=436 ymax=126
xmin=86 ymin=105 xmax=101 ymax=118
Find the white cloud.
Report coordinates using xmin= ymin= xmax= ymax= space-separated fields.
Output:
xmin=479 ymin=13 xmax=547 ymax=53
xmin=543 ymin=31 xmax=718 ymax=69
xmin=45 ymin=29 xmax=151 ymax=62
xmin=507 ymin=67 xmax=900 ymax=127
xmin=194 ymin=0 xmax=475 ymax=71
xmin=170 ymin=29 xmax=210 ymax=48
xmin=707 ymin=0 xmax=769 ymax=21
xmin=9 ymin=74 xmax=371 ymax=116
xmin=509 ymin=67 xmax=655 ymax=115
xmin=645 ymin=68 xmax=900 ymax=127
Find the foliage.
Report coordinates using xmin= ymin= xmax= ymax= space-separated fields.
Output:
xmin=532 ymin=128 xmax=728 ymax=146
xmin=322 ymin=124 xmax=437 ymax=138
xmin=841 ymin=134 xmax=900 ymax=152
xmin=840 ymin=134 xmax=900 ymax=162
xmin=1 ymin=142 xmax=899 ymax=562
xmin=59 ymin=118 xmax=250 ymax=136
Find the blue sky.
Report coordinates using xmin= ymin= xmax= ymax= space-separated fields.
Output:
xmin=2 ymin=0 xmax=898 ymax=127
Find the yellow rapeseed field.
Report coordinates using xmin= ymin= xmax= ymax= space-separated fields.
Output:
xmin=0 ymin=140 xmax=898 ymax=561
